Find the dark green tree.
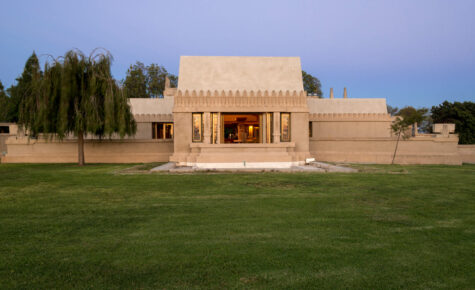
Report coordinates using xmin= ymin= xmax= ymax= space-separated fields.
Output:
xmin=391 ymin=106 xmax=428 ymax=164
xmin=147 ymin=64 xmax=169 ymax=98
xmin=123 ymin=62 xmax=148 ymax=98
xmin=6 ymin=52 xmax=42 ymax=123
xmin=124 ymin=62 xmax=178 ymax=98
xmin=387 ymin=105 xmax=399 ymax=116
xmin=19 ymin=49 xmax=136 ymax=166
xmin=0 ymin=81 xmax=9 ymax=122
xmin=431 ymin=101 xmax=475 ymax=144
xmin=168 ymin=74 xmax=178 ymax=88
xmin=302 ymin=70 xmax=323 ymax=97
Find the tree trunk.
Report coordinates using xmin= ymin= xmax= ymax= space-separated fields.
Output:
xmin=78 ymin=130 xmax=85 ymax=166
xmin=392 ymin=131 xmax=401 ymax=165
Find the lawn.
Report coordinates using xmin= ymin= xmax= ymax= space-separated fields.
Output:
xmin=0 ymin=163 xmax=474 ymax=289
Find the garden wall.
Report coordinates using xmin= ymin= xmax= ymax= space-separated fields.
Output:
xmin=2 ymin=137 xmax=173 ymax=163
xmin=309 ymin=136 xmax=462 ymax=165
xmin=458 ymin=145 xmax=475 ymax=164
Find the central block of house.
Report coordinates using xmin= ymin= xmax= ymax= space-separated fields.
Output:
xmin=169 ymin=56 xmax=311 ymax=168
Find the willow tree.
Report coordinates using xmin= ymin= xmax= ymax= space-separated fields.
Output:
xmin=19 ymin=49 xmax=136 ymax=166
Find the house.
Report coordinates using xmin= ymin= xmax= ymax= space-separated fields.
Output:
xmin=1 ymin=56 xmax=467 ymax=165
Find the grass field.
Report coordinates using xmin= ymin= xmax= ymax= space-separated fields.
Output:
xmin=0 ymin=163 xmax=474 ymax=289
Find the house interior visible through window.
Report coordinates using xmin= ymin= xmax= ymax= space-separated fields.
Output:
xmin=152 ymin=122 xmax=173 ymax=139
xmin=0 ymin=126 xmax=9 ymax=134
xmin=222 ymin=113 xmax=260 ymax=143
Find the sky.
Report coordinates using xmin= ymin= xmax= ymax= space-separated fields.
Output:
xmin=1 ymin=0 xmax=474 ymax=108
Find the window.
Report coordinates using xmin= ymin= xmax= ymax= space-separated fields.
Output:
xmin=152 ymin=123 xmax=173 ymax=139
xmin=309 ymin=121 xmax=313 ymax=138
xmin=211 ymin=113 xmax=219 ymax=144
xmin=0 ymin=126 xmax=9 ymax=134
xmin=192 ymin=113 xmax=203 ymax=142
xmin=280 ymin=113 xmax=291 ymax=142
xmin=266 ymin=113 xmax=273 ymax=143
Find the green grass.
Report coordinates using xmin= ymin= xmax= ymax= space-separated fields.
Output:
xmin=0 ymin=163 xmax=474 ymax=289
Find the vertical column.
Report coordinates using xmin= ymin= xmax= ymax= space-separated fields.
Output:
xmin=261 ymin=113 xmax=267 ymax=143
xmin=203 ymin=112 xmax=211 ymax=144
xmin=273 ymin=112 xmax=280 ymax=143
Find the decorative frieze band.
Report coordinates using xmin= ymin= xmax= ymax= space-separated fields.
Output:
xmin=309 ymin=113 xmax=391 ymax=121
xmin=133 ymin=114 xmax=173 ymax=122
xmin=174 ymin=89 xmax=308 ymax=111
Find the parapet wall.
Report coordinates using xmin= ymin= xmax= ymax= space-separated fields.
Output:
xmin=2 ymin=137 xmax=173 ymax=163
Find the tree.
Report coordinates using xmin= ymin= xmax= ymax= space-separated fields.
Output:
xmin=19 ymin=49 xmax=136 ymax=166
xmin=6 ymin=52 xmax=42 ymax=123
xmin=387 ymin=105 xmax=399 ymax=116
xmin=431 ymin=101 xmax=475 ymax=144
xmin=123 ymin=62 xmax=148 ymax=98
xmin=0 ymin=81 xmax=9 ymax=122
xmin=302 ymin=70 xmax=323 ymax=97
xmin=147 ymin=64 xmax=169 ymax=98
xmin=124 ymin=62 xmax=178 ymax=98
xmin=391 ymin=106 xmax=427 ymax=164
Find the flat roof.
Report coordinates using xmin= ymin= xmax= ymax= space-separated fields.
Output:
xmin=129 ymin=97 xmax=174 ymax=115
xmin=307 ymin=98 xmax=388 ymax=114
xmin=177 ymin=56 xmax=304 ymax=92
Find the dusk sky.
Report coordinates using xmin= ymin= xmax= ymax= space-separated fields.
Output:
xmin=1 ymin=0 xmax=474 ymax=108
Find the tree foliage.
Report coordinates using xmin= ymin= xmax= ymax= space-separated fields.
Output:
xmin=302 ymin=71 xmax=322 ymax=97
xmin=123 ymin=62 xmax=148 ymax=98
xmin=387 ymin=105 xmax=399 ymax=116
xmin=390 ymin=106 xmax=428 ymax=164
xmin=124 ymin=62 xmax=177 ymax=98
xmin=431 ymin=101 xmax=475 ymax=144
xmin=18 ymin=49 xmax=136 ymax=165
xmin=5 ymin=52 xmax=42 ymax=123
xmin=0 ymin=81 xmax=9 ymax=122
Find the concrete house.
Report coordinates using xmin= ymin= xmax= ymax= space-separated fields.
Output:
xmin=1 ymin=56 xmax=472 ymax=165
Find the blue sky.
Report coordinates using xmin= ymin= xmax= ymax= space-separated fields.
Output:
xmin=1 ymin=0 xmax=474 ymax=107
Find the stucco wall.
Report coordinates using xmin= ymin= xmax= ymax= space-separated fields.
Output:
xmin=3 ymin=137 xmax=173 ymax=163
xmin=0 ymin=135 xmax=9 ymax=156
xmin=310 ymin=136 xmax=461 ymax=165
xmin=458 ymin=145 xmax=475 ymax=164
xmin=311 ymin=121 xmax=392 ymax=138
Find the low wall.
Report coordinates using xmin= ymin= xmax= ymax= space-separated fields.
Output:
xmin=310 ymin=136 xmax=461 ymax=165
xmin=458 ymin=145 xmax=475 ymax=164
xmin=0 ymin=135 xmax=9 ymax=156
xmin=2 ymin=137 xmax=173 ymax=163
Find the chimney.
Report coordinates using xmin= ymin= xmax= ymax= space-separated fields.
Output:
xmin=165 ymin=76 xmax=171 ymax=89
xmin=343 ymin=87 xmax=348 ymax=98
xmin=330 ymin=88 xmax=334 ymax=99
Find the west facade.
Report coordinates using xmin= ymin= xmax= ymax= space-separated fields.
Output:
xmin=1 ymin=56 xmax=471 ymax=165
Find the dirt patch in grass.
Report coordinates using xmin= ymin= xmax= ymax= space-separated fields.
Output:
xmin=115 ymin=163 xmax=164 ymax=174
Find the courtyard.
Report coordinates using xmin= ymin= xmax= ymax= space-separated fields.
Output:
xmin=0 ymin=163 xmax=474 ymax=289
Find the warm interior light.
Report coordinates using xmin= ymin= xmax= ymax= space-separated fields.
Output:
xmin=249 ymin=125 xmax=253 ymax=137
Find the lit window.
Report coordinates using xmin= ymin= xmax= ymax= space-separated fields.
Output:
xmin=192 ymin=113 xmax=203 ymax=142
xmin=152 ymin=123 xmax=173 ymax=139
xmin=266 ymin=113 xmax=273 ymax=143
xmin=280 ymin=113 xmax=291 ymax=142
xmin=211 ymin=113 xmax=219 ymax=144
